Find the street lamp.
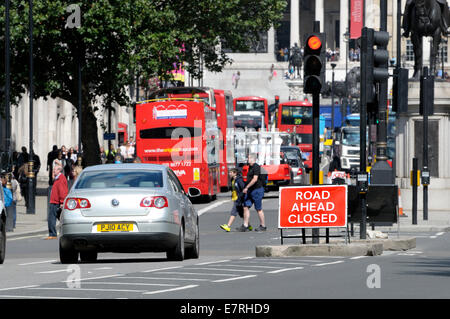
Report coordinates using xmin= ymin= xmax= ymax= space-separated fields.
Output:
xmin=343 ymin=29 xmax=350 ymax=127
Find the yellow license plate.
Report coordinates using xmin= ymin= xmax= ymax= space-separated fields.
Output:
xmin=267 ymin=181 xmax=274 ymax=186
xmin=97 ymin=223 xmax=133 ymax=232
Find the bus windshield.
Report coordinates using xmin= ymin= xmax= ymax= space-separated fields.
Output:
xmin=235 ymin=100 xmax=265 ymax=112
xmin=281 ymin=106 xmax=313 ymax=125
xmin=140 ymin=127 xmax=202 ymax=139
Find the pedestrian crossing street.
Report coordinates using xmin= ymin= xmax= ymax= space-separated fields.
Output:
xmin=0 ymin=255 xmax=376 ymax=299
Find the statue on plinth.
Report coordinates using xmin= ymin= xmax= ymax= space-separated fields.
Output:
xmin=402 ymin=0 xmax=450 ymax=79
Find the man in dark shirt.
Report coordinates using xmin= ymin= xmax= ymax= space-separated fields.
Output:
xmin=237 ymin=153 xmax=266 ymax=232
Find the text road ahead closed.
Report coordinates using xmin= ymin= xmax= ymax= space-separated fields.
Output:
xmin=278 ymin=185 xmax=347 ymax=228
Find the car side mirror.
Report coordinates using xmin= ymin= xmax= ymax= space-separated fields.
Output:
xmin=188 ymin=187 xmax=201 ymax=198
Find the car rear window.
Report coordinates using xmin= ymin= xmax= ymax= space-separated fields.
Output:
xmin=75 ymin=170 xmax=164 ymax=189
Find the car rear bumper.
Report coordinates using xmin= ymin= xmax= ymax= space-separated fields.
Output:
xmin=60 ymin=232 xmax=179 ymax=253
xmin=60 ymin=221 xmax=180 ymax=253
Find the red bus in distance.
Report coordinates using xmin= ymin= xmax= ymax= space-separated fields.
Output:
xmin=233 ymin=96 xmax=269 ymax=130
xmin=136 ymin=88 xmax=220 ymax=201
xmin=277 ymin=100 xmax=313 ymax=170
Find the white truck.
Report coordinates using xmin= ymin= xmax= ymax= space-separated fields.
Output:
xmin=336 ymin=126 xmax=360 ymax=172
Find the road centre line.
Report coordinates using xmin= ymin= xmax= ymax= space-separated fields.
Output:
xmin=36 ymin=269 xmax=69 ymax=274
xmin=143 ymin=284 xmax=198 ymax=295
xmin=0 ymin=285 xmax=39 ymax=291
xmin=198 ymin=200 xmax=228 ymax=216
xmin=213 ymin=275 xmax=257 ymax=283
xmin=61 ymin=274 xmax=122 ymax=283
xmin=0 ymin=294 xmax=91 ymax=299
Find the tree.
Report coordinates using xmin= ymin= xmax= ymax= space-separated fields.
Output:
xmin=0 ymin=0 xmax=286 ymax=166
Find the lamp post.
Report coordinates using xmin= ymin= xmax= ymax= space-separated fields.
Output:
xmin=26 ymin=0 xmax=35 ymax=214
xmin=331 ymin=63 xmax=336 ymax=132
xmin=343 ymin=29 xmax=350 ymax=126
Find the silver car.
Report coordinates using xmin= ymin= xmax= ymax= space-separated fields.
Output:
xmin=281 ymin=146 xmax=309 ymax=185
xmin=59 ymin=164 xmax=199 ymax=263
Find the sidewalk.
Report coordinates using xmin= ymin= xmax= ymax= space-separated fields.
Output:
xmin=6 ymin=191 xmax=450 ymax=239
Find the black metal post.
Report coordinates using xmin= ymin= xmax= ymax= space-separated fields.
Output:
xmin=5 ymin=0 xmax=11 ymax=163
xmin=78 ymin=59 xmax=82 ymax=159
xmin=421 ymin=67 xmax=433 ymax=221
xmin=412 ymin=157 xmax=418 ymax=225
xmin=331 ymin=63 xmax=336 ymax=132
xmin=359 ymin=27 xmax=369 ymax=239
xmin=26 ymin=0 xmax=35 ymax=214
xmin=312 ymin=91 xmax=320 ymax=243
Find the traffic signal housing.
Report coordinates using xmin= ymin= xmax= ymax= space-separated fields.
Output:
xmin=392 ymin=68 xmax=409 ymax=113
xmin=361 ymin=27 xmax=389 ymax=104
xmin=303 ymin=33 xmax=326 ymax=94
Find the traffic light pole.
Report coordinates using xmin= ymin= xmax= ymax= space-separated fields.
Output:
xmin=312 ymin=91 xmax=320 ymax=243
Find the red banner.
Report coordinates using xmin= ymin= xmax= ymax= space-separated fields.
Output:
xmin=350 ymin=0 xmax=364 ymax=39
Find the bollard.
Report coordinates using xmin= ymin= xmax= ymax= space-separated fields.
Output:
xmin=412 ymin=158 xmax=418 ymax=225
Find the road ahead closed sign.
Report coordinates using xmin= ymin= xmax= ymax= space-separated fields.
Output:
xmin=279 ymin=185 xmax=347 ymax=228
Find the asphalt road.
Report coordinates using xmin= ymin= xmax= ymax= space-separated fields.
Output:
xmin=0 ymin=191 xmax=449 ymax=302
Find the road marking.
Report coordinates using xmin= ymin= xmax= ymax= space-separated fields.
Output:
xmin=0 ymin=295 xmax=92 ymax=299
xmin=61 ymin=274 xmax=122 ymax=283
xmin=313 ymin=261 xmax=345 ymax=267
xmin=36 ymin=269 xmax=68 ymax=274
xmin=223 ymin=264 xmax=281 ymax=269
xmin=143 ymin=284 xmax=198 ymax=295
xmin=188 ymin=267 xmax=264 ymax=273
xmin=267 ymin=267 xmax=304 ymax=274
xmin=122 ymin=276 xmax=210 ymax=282
xmin=198 ymin=200 xmax=228 ymax=216
xmin=195 ymin=259 xmax=230 ymax=265
xmin=350 ymin=256 xmax=368 ymax=260
xmin=28 ymin=287 xmax=146 ymax=293
xmin=213 ymin=275 xmax=257 ymax=283
xmin=8 ymin=234 xmax=48 ymax=241
xmin=19 ymin=260 xmax=57 ymax=266
xmin=82 ymin=282 xmax=178 ymax=287
xmin=156 ymin=271 xmax=239 ymax=277
xmin=239 ymin=257 xmax=254 ymax=260
xmin=0 ymin=285 xmax=39 ymax=291
xmin=436 ymin=232 xmax=445 ymax=236
xmin=143 ymin=266 xmax=183 ymax=273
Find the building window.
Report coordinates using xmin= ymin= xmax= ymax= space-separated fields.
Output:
xmin=406 ymin=40 xmax=414 ymax=61
xmin=438 ymin=41 xmax=448 ymax=63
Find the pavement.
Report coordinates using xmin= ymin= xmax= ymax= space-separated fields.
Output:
xmin=6 ymin=183 xmax=450 ymax=240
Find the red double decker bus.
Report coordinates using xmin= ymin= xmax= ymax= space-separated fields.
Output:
xmin=233 ymin=96 xmax=269 ymax=130
xmin=136 ymin=88 xmax=220 ymax=201
xmin=277 ymin=100 xmax=313 ymax=170
xmin=214 ymin=89 xmax=235 ymax=191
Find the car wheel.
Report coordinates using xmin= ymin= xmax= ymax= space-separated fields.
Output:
xmin=167 ymin=226 xmax=185 ymax=261
xmin=0 ymin=218 xmax=6 ymax=264
xmin=186 ymin=220 xmax=199 ymax=259
xmin=59 ymin=241 xmax=79 ymax=264
xmin=80 ymin=251 xmax=98 ymax=263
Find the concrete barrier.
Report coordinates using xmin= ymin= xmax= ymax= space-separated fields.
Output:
xmin=255 ymin=243 xmax=383 ymax=257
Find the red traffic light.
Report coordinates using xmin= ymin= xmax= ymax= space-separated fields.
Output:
xmin=307 ymin=35 xmax=322 ymax=50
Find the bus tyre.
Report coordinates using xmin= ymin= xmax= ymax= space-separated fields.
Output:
xmin=186 ymin=220 xmax=199 ymax=259
xmin=0 ymin=216 xmax=6 ymax=264
xmin=59 ymin=241 xmax=79 ymax=264
xmin=167 ymin=226 xmax=185 ymax=261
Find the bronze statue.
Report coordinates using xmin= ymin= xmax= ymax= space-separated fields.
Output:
xmin=402 ymin=0 xmax=450 ymax=79
xmin=289 ymin=43 xmax=303 ymax=78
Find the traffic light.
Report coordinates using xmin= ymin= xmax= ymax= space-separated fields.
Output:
xmin=303 ymin=33 xmax=325 ymax=94
xmin=420 ymin=67 xmax=434 ymax=116
xmin=361 ymin=27 xmax=389 ymax=104
xmin=392 ymin=68 xmax=409 ymax=113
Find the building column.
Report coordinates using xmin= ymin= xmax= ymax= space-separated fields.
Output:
xmin=315 ymin=0 xmax=324 ymax=32
xmin=290 ymin=0 xmax=300 ymax=48
xmin=339 ymin=0 xmax=348 ymax=65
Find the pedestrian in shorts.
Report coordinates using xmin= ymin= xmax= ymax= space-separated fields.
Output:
xmin=219 ymin=168 xmax=252 ymax=232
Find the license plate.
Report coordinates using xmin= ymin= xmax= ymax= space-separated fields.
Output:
xmin=97 ymin=223 xmax=133 ymax=232
xmin=267 ymin=181 xmax=274 ymax=186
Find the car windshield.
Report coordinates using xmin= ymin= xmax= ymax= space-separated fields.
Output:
xmin=75 ymin=170 xmax=164 ymax=189
xmin=283 ymin=150 xmax=300 ymax=160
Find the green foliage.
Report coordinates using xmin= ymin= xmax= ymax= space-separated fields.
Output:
xmin=0 ymin=0 xmax=285 ymax=163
